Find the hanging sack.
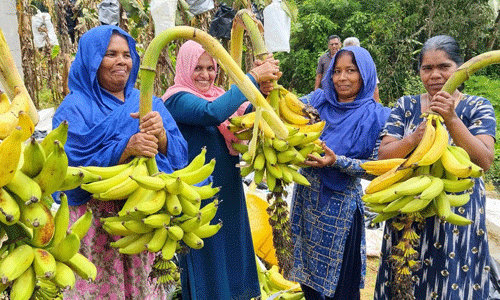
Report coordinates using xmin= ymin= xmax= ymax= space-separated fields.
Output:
xmin=263 ymin=0 xmax=290 ymax=53
xmin=208 ymin=3 xmax=236 ymax=40
xmin=186 ymin=0 xmax=214 ymax=16
xmin=97 ymin=0 xmax=120 ymax=25
xmin=31 ymin=10 xmax=60 ymax=48
xmin=150 ymin=0 xmax=178 ymax=36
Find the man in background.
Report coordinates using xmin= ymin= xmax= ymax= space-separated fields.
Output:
xmin=314 ymin=35 xmax=341 ymax=90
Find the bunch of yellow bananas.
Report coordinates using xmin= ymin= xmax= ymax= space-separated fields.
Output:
xmin=87 ymin=148 xmax=221 ymax=288
xmin=0 ymin=192 xmax=96 ymax=300
xmin=253 ymin=256 xmax=304 ymax=300
xmin=360 ymin=112 xmax=483 ymax=300
xmin=228 ymin=86 xmax=324 ymax=274
xmin=361 ymin=113 xmax=482 ymax=225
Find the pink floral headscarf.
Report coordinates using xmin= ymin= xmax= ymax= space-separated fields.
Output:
xmin=162 ymin=41 xmax=249 ymax=156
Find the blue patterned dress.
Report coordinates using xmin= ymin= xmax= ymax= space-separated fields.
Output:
xmin=288 ymin=156 xmax=371 ymax=297
xmin=374 ymin=94 xmax=497 ymax=300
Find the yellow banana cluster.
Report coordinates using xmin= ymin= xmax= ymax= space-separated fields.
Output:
xmin=90 ymin=149 xmax=222 ymax=288
xmin=253 ymin=256 xmax=304 ymax=300
xmin=361 ymin=113 xmax=482 ymax=226
xmin=229 ymin=86 xmax=324 ymax=274
xmin=0 ymin=192 xmax=96 ymax=300
xmin=360 ymin=112 xmax=484 ymax=298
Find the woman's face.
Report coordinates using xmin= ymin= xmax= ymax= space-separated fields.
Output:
xmin=332 ymin=52 xmax=362 ymax=103
xmin=191 ymin=52 xmax=217 ymax=93
xmin=97 ymin=34 xmax=132 ymax=94
xmin=420 ymin=49 xmax=458 ymax=97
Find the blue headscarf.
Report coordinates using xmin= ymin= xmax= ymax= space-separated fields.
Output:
xmin=309 ymin=46 xmax=391 ymax=192
xmin=53 ymin=25 xmax=188 ymax=205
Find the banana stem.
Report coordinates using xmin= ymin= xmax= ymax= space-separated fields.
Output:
xmin=239 ymin=12 xmax=268 ymax=60
xmin=139 ymin=26 xmax=287 ymax=138
xmin=441 ymin=50 xmax=500 ymax=94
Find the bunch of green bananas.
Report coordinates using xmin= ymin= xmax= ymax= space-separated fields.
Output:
xmin=360 ymin=112 xmax=483 ymax=300
xmin=228 ymin=86 xmax=324 ymax=273
xmin=253 ymin=256 xmax=304 ymax=300
xmin=0 ymin=192 xmax=96 ymax=300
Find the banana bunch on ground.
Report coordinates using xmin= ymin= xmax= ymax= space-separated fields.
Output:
xmin=0 ymin=192 xmax=96 ymax=300
xmin=253 ymin=256 xmax=304 ymax=300
xmin=360 ymin=112 xmax=483 ymax=300
xmin=91 ymin=148 xmax=221 ymax=288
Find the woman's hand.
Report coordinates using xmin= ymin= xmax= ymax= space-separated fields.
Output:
xmin=124 ymin=132 xmax=159 ymax=158
xmin=303 ymin=143 xmax=336 ymax=168
xmin=131 ymin=111 xmax=167 ymax=142
xmin=250 ymin=55 xmax=282 ymax=83
xmin=259 ymin=80 xmax=274 ymax=96
xmin=409 ymin=120 xmax=427 ymax=148
xmin=429 ymin=91 xmax=459 ymax=124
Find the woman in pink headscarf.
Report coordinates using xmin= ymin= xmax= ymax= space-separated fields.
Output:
xmin=162 ymin=40 xmax=280 ymax=300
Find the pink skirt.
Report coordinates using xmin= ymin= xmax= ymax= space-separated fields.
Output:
xmin=63 ymin=199 xmax=168 ymax=300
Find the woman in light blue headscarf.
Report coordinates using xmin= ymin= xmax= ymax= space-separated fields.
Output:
xmin=286 ymin=46 xmax=390 ymax=300
xmin=53 ymin=25 xmax=187 ymax=299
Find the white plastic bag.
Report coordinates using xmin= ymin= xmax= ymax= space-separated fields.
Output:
xmin=263 ymin=0 xmax=290 ymax=53
xmin=185 ymin=0 xmax=214 ymax=16
xmin=150 ymin=0 xmax=178 ymax=36
xmin=97 ymin=0 xmax=120 ymax=26
xmin=31 ymin=11 xmax=59 ymax=48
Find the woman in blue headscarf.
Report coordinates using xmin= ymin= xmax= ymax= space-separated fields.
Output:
xmin=52 ymin=25 xmax=187 ymax=299
xmin=286 ymin=46 xmax=390 ymax=300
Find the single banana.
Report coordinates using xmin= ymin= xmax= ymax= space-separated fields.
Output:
xmin=130 ymin=174 xmax=165 ymax=191
xmin=81 ymin=161 xmax=137 ymax=195
xmin=122 ymin=220 xmax=155 ymax=234
xmin=47 ymin=232 xmax=80 ymax=262
xmin=399 ymin=197 xmax=434 ymax=214
xmin=33 ymin=140 xmax=68 ymax=197
xmin=0 ymin=90 xmax=30 ymax=140
xmin=199 ymin=199 xmax=219 ymax=226
xmin=262 ymin=144 xmax=278 ymax=165
xmin=118 ymin=231 xmax=155 ymax=255
xmin=178 ymin=195 xmax=200 ymax=217
xmin=296 ymin=130 xmax=322 ymax=145
xmin=253 ymin=152 xmax=266 ymax=170
xmin=33 ymin=248 xmax=57 ymax=279
xmin=58 ymin=169 xmax=85 ymax=192
xmin=17 ymin=197 xmax=53 ymax=228
xmin=134 ymin=188 xmax=168 ymax=216
xmin=64 ymin=252 xmax=97 ymax=281
xmin=279 ymin=95 xmax=309 ymax=125
xmin=430 ymin=158 xmax=445 ymax=178
xmin=279 ymin=164 xmax=294 ymax=184
xmin=179 ymin=181 xmax=201 ymax=203
xmin=0 ymin=244 xmax=35 ymax=283
xmin=402 ymin=117 xmax=435 ymax=168
xmin=162 ymin=176 xmax=184 ymax=195
xmin=166 ymin=225 xmax=184 ymax=241
xmin=164 ymin=193 xmax=182 ymax=216
xmin=0 ymin=187 xmax=21 ymax=225
xmin=40 ymin=120 xmax=68 ymax=157
xmin=182 ymin=231 xmax=204 ymax=249
xmin=447 ymin=192 xmax=471 ymax=207
xmin=276 ymin=149 xmax=297 ymax=164
xmin=20 ymin=137 xmax=46 ymax=178
xmin=266 ymin=161 xmax=283 ymax=179
xmin=441 ymin=147 xmax=472 ymax=178
xmin=10 ymin=265 xmax=36 ymax=300
xmin=417 ymin=176 xmax=444 ymax=200
xmin=284 ymin=91 xmax=306 ymax=115
xmin=272 ymin=138 xmax=289 ymax=152
xmin=192 ymin=184 xmax=220 ymax=200
xmin=442 ymin=178 xmax=474 ymax=193
xmin=178 ymin=213 xmax=202 ymax=232
xmin=110 ymin=234 xmax=142 ymax=248
xmin=146 ymin=226 xmax=169 ymax=253
xmin=30 ymin=208 xmax=55 ymax=248
xmin=119 ymin=187 xmax=156 ymax=217
xmin=68 ymin=207 xmax=93 ymax=240
xmin=266 ymin=170 xmax=277 ymax=192
xmin=80 ymin=160 xmax=134 ymax=180
xmin=75 ymin=167 xmax=103 ymax=184
xmin=170 ymin=159 xmax=216 ymax=185
xmin=192 ymin=221 xmax=223 ymax=238
xmin=382 ymin=195 xmax=414 ymax=213
xmin=370 ymin=211 xmax=400 ymax=225
xmin=444 ymin=212 xmax=473 ymax=226
xmin=365 ymin=165 xmax=413 ymax=194
xmin=414 ymin=117 xmax=448 ymax=167
xmin=161 ymin=238 xmax=178 ymax=260
xmin=254 ymin=168 xmax=265 ymax=184
xmin=50 ymin=192 xmax=69 ymax=247
xmin=295 ymin=120 xmax=326 ymax=134
xmin=393 ymin=175 xmax=432 ymax=195
xmin=447 ymin=145 xmax=483 ymax=178
xmin=434 ymin=192 xmax=451 ymax=220
xmin=231 ymin=142 xmax=248 ymax=154
xmin=362 ymin=182 xmax=404 ymax=204
xmin=0 ymin=91 xmax=9 ymax=113
xmin=171 ymin=147 xmax=207 ymax=176
xmin=0 ymin=126 xmax=24 ymax=188
xmin=360 ymin=158 xmax=406 ymax=176
xmin=52 ymin=261 xmax=75 ymax=290
xmin=97 ymin=159 xmax=148 ymax=200
xmin=142 ymin=213 xmax=171 ymax=228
